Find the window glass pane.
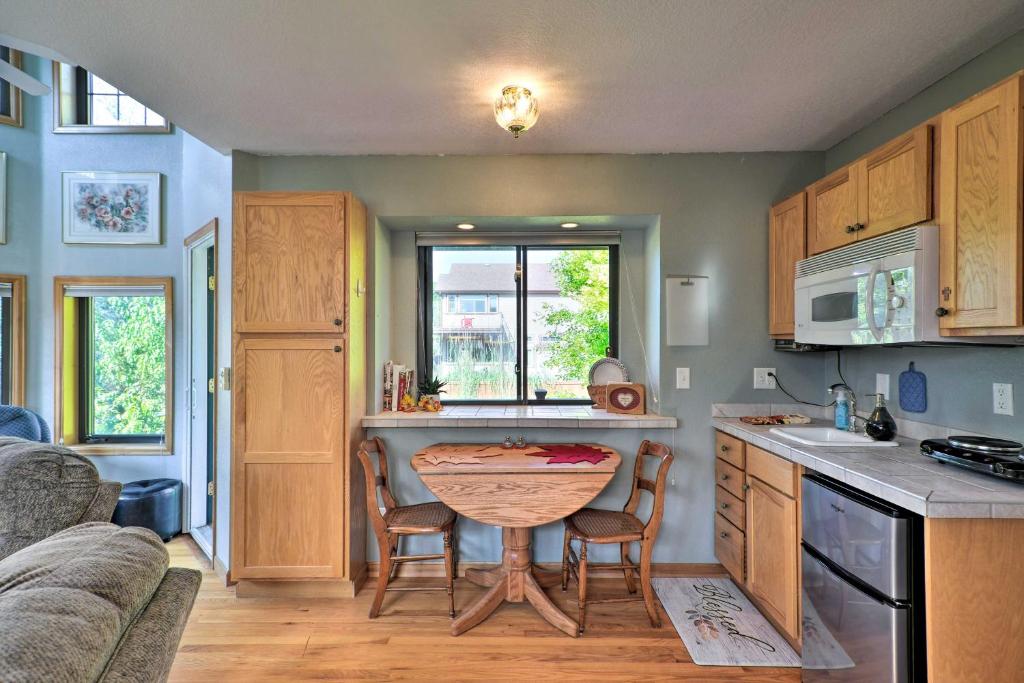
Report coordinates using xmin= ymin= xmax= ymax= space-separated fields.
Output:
xmin=89 ymin=94 xmax=121 ymax=125
xmin=87 ymin=74 xmax=119 ymax=94
xmin=526 ymin=248 xmax=611 ymax=399
xmin=118 ymin=96 xmax=148 ymax=126
xmin=146 ymin=111 xmax=166 ymax=127
xmin=431 ymin=247 xmax=517 ymax=400
xmin=89 ymin=295 xmax=166 ymax=436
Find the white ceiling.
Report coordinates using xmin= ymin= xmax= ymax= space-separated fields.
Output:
xmin=2 ymin=0 xmax=1023 ymax=155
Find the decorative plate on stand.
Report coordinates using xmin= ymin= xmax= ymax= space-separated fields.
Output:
xmin=588 ymin=357 xmax=629 ymax=386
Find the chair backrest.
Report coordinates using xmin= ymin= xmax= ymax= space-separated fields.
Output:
xmin=622 ymin=440 xmax=674 ymax=541
xmin=357 ymin=437 xmax=399 ymax=540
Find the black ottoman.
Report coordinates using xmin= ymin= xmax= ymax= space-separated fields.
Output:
xmin=113 ymin=479 xmax=183 ymax=542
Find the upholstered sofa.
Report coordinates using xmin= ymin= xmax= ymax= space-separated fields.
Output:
xmin=0 ymin=522 xmax=202 ymax=682
xmin=0 ymin=436 xmax=123 ymax=560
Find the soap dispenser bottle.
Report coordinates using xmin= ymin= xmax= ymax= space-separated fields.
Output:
xmin=864 ymin=393 xmax=898 ymax=441
xmin=829 ymin=383 xmax=854 ymax=430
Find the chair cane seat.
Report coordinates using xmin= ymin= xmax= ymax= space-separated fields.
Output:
xmin=385 ymin=501 xmax=456 ymax=533
xmin=566 ymin=507 xmax=644 ymax=543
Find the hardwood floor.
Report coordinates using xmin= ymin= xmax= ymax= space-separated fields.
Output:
xmin=169 ymin=536 xmax=799 ymax=682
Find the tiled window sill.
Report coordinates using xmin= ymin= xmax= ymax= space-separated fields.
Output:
xmin=362 ymin=406 xmax=678 ymax=429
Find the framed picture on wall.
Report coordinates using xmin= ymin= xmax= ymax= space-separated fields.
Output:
xmin=0 ymin=47 xmax=23 ymax=128
xmin=0 ymin=151 xmax=7 ymax=244
xmin=62 ymin=171 xmax=162 ymax=245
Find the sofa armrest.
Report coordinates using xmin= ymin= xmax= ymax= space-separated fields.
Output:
xmin=81 ymin=481 xmax=124 ymax=523
xmin=99 ymin=567 xmax=202 ymax=683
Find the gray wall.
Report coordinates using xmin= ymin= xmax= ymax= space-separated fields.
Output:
xmin=824 ymin=28 xmax=1024 ymax=440
xmin=247 ymin=151 xmax=827 ymax=563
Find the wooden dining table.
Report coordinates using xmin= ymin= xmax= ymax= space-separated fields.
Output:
xmin=411 ymin=442 xmax=621 ymax=637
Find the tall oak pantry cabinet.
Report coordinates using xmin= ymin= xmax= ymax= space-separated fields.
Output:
xmin=231 ymin=192 xmax=369 ymax=597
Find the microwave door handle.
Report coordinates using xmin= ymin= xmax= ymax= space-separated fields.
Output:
xmin=866 ymin=263 xmax=883 ymax=342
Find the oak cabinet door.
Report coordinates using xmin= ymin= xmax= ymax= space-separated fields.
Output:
xmin=807 ymin=167 xmax=858 ymax=255
xmin=939 ymin=76 xmax=1023 ymax=330
xmin=234 ymin=193 xmax=347 ymax=333
xmin=745 ymin=475 xmax=800 ymax=640
xmin=232 ymin=337 xmax=345 ymax=579
xmin=769 ymin=192 xmax=806 ymax=337
xmin=856 ymin=124 xmax=932 ymax=240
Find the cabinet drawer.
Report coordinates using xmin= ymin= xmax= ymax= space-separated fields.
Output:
xmin=715 ymin=513 xmax=745 ymax=582
xmin=715 ymin=431 xmax=746 ymax=469
xmin=715 ymin=458 xmax=745 ymax=500
xmin=716 ymin=485 xmax=745 ymax=530
xmin=747 ymin=445 xmax=798 ymax=498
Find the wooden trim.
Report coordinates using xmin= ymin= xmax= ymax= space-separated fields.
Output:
xmin=53 ymin=276 xmax=174 ymax=455
xmin=235 ymin=576 xmax=364 ymax=599
xmin=51 ymin=62 xmax=171 ymax=134
xmin=366 ymin=560 xmax=727 ymax=579
xmin=0 ymin=50 xmax=23 ymax=128
xmin=184 ymin=217 xmax=217 ymax=246
xmin=0 ymin=274 xmax=26 ymax=405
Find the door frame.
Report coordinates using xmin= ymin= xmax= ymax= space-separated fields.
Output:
xmin=182 ymin=218 xmax=218 ymax=561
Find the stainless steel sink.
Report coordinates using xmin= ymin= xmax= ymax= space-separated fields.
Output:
xmin=769 ymin=426 xmax=898 ymax=447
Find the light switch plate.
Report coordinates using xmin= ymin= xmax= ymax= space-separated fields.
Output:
xmin=676 ymin=367 xmax=690 ymax=389
xmin=994 ymin=383 xmax=1014 ymax=416
xmin=754 ymin=368 xmax=777 ymax=390
xmin=876 ymin=373 xmax=890 ymax=400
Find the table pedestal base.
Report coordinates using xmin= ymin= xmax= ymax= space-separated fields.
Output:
xmin=452 ymin=527 xmax=578 ymax=637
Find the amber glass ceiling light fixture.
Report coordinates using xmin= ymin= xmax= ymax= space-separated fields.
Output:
xmin=494 ymin=85 xmax=539 ymax=138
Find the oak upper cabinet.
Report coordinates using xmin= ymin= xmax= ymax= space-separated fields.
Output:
xmin=745 ymin=448 xmax=800 ymax=642
xmin=806 ymin=124 xmax=933 ymax=255
xmin=806 ymin=166 xmax=858 ymax=255
xmin=769 ymin=192 xmax=806 ymax=338
xmin=233 ymin=192 xmax=348 ymax=334
xmin=857 ymin=124 xmax=932 ymax=241
xmin=938 ymin=74 xmax=1023 ymax=333
xmin=232 ymin=191 xmax=368 ymax=596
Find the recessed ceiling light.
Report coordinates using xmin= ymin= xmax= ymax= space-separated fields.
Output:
xmin=457 ymin=223 xmax=475 ymax=230
xmin=560 ymin=222 xmax=580 ymax=229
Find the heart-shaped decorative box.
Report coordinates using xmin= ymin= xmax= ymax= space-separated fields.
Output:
xmin=606 ymin=383 xmax=645 ymax=415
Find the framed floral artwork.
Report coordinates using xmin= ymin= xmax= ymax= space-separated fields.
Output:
xmin=62 ymin=171 xmax=162 ymax=244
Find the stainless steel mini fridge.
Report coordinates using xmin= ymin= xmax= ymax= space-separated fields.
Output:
xmin=801 ymin=473 xmax=925 ymax=682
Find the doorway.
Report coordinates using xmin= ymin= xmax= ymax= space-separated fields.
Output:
xmin=184 ymin=219 xmax=217 ymax=560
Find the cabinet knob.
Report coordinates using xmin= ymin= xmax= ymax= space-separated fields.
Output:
xmin=720 ymin=474 xmax=729 ymax=481
xmin=845 ymin=225 xmax=855 ymax=233
xmin=935 ymin=307 xmax=950 ymax=317
xmin=333 ymin=345 xmax=342 ymax=353
xmin=333 ymin=318 xmax=343 ymax=326
xmin=719 ymin=531 xmax=729 ymax=539
xmin=720 ymin=444 xmax=728 ymax=452
xmin=853 ymin=223 xmax=865 ymax=232
xmin=743 ymin=483 xmax=751 ymax=491
xmin=720 ymin=502 xmax=729 ymax=510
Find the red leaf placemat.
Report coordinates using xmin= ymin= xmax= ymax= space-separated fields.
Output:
xmin=526 ymin=444 xmax=609 ymax=465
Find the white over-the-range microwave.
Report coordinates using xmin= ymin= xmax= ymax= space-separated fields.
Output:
xmin=795 ymin=225 xmax=956 ymax=346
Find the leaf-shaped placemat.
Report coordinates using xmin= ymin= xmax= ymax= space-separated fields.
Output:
xmin=526 ymin=444 xmax=609 ymax=465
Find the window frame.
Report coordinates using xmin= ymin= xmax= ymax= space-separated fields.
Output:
xmin=52 ymin=62 xmax=171 ymax=134
xmin=419 ymin=244 xmax=619 ymax=405
xmin=53 ymin=276 xmax=174 ymax=455
xmin=0 ymin=274 xmax=26 ymax=405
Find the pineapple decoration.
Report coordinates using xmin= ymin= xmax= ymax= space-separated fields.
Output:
xmin=417 ymin=376 xmax=448 ymax=413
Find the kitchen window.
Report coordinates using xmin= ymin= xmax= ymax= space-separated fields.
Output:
xmin=54 ymin=277 xmax=173 ymax=453
xmin=419 ymin=239 xmax=618 ymax=404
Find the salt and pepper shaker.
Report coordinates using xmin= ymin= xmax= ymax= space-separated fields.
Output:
xmin=515 ymin=435 xmax=527 ymax=449
xmin=502 ymin=435 xmax=514 ymax=449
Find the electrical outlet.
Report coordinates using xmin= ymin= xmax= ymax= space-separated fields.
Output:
xmin=754 ymin=368 xmax=777 ymax=390
xmin=876 ymin=373 xmax=890 ymax=400
xmin=676 ymin=367 xmax=690 ymax=389
xmin=994 ymin=383 xmax=1014 ymax=416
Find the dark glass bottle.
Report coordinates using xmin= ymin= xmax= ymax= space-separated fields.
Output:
xmin=865 ymin=393 xmax=897 ymax=441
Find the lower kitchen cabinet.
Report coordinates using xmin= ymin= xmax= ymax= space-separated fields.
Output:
xmin=745 ymin=474 xmax=800 ymax=640
xmin=713 ymin=431 xmax=801 ymax=648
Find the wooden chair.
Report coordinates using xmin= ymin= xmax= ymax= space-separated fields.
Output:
xmin=357 ymin=437 xmax=458 ymax=619
xmin=561 ymin=439 xmax=673 ymax=633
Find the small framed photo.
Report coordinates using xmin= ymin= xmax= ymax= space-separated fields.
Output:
xmin=0 ymin=151 xmax=6 ymax=244
xmin=62 ymin=171 xmax=162 ymax=245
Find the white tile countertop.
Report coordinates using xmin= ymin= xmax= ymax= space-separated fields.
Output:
xmin=713 ymin=417 xmax=1024 ymax=519
xmin=363 ymin=405 xmax=678 ymax=429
